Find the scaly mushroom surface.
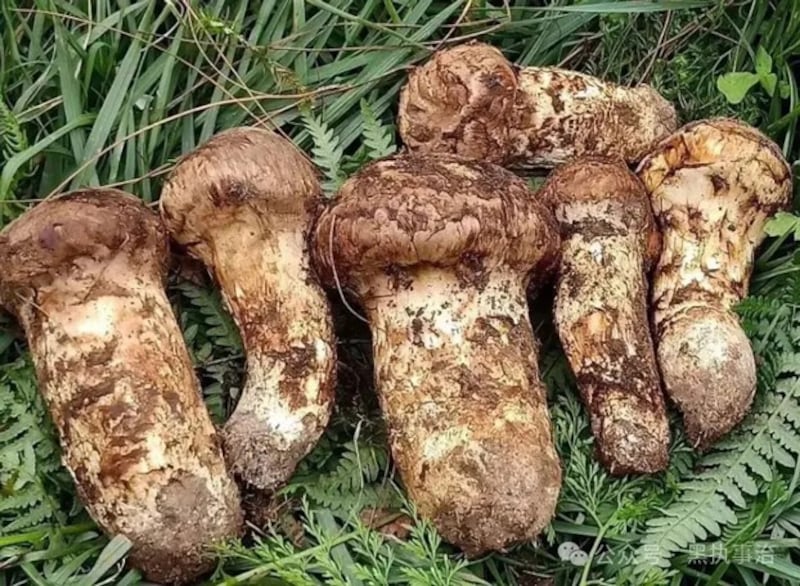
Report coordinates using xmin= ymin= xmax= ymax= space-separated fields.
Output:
xmin=638 ymin=118 xmax=792 ymax=449
xmin=160 ymin=127 xmax=336 ymax=491
xmin=0 ymin=189 xmax=242 ymax=585
xmin=398 ymin=42 xmax=676 ymax=168
xmin=541 ymin=157 xmax=669 ymax=474
xmin=312 ymin=153 xmax=562 ymax=555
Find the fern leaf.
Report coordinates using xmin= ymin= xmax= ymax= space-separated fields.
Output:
xmin=0 ymin=96 xmax=29 ymax=196
xmin=0 ymin=97 xmax=28 ymax=161
xmin=286 ymin=438 xmax=397 ymax=515
xmin=177 ymin=282 xmax=242 ymax=352
xmin=360 ymin=100 xmax=395 ymax=161
xmin=0 ymin=361 xmax=71 ymax=534
xmin=3 ymin=500 xmax=52 ymax=532
xmin=635 ymin=373 xmax=800 ymax=573
xmin=303 ymin=112 xmax=343 ymax=195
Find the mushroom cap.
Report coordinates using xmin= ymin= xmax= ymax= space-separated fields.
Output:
xmin=398 ymin=42 xmax=517 ymax=164
xmin=637 ymin=117 xmax=792 ymax=213
xmin=0 ymin=189 xmax=167 ymax=312
xmin=312 ymin=153 xmax=560 ymax=284
xmin=540 ymin=156 xmax=661 ymax=266
xmin=159 ymin=127 xmax=322 ymax=251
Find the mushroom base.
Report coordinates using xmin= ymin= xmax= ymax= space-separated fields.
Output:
xmin=360 ymin=266 xmax=561 ymax=555
xmin=657 ymin=305 xmax=756 ymax=450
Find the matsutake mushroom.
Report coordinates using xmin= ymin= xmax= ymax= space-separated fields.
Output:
xmin=638 ymin=118 xmax=792 ymax=449
xmin=541 ymin=157 xmax=669 ymax=474
xmin=311 ymin=153 xmax=562 ymax=555
xmin=398 ymin=42 xmax=676 ymax=168
xmin=0 ymin=189 xmax=242 ymax=585
xmin=160 ymin=127 xmax=336 ymax=491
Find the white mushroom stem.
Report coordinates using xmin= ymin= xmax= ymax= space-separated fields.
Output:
xmin=357 ymin=266 xmax=561 ymax=554
xmin=159 ymin=127 xmax=337 ymax=492
xmin=0 ymin=191 xmax=241 ymax=585
xmin=542 ymin=159 xmax=669 ymax=474
xmin=554 ymin=221 xmax=668 ymax=473
xmin=208 ymin=223 xmax=335 ymax=490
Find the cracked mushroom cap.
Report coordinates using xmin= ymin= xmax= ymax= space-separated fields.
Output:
xmin=638 ymin=118 xmax=792 ymax=215
xmin=398 ymin=42 xmax=518 ymax=165
xmin=0 ymin=189 xmax=167 ymax=311
xmin=312 ymin=153 xmax=560 ymax=285
xmin=540 ymin=157 xmax=662 ymax=268
xmin=160 ymin=126 xmax=322 ymax=251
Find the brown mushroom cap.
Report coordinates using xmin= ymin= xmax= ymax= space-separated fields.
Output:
xmin=0 ymin=189 xmax=167 ymax=311
xmin=540 ymin=157 xmax=661 ymax=267
xmin=637 ymin=117 xmax=792 ymax=212
xmin=160 ymin=127 xmax=322 ymax=251
xmin=312 ymin=153 xmax=560 ymax=285
xmin=398 ymin=42 xmax=517 ymax=164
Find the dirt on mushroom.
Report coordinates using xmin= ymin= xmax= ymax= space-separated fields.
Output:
xmin=398 ymin=41 xmax=677 ymax=168
xmin=0 ymin=189 xmax=242 ymax=585
xmin=311 ymin=153 xmax=562 ymax=555
xmin=637 ymin=118 xmax=792 ymax=449
xmin=540 ymin=157 xmax=669 ymax=474
xmin=160 ymin=127 xmax=336 ymax=493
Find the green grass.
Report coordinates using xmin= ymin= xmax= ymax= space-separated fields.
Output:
xmin=1 ymin=1 xmax=800 ymax=585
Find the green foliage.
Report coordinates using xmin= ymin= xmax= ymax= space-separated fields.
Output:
xmin=631 ymin=291 xmax=800 ymax=579
xmin=717 ymin=46 xmax=783 ymax=104
xmin=766 ymin=211 xmax=800 ymax=240
xmin=359 ymin=99 xmax=395 ymax=161
xmin=175 ymin=280 xmax=243 ymax=422
xmin=0 ymin=360 xmax=68 ymax=534
xmin=303 ymin=111 xmax=345 ymax=196
xmin=0 ymin=96 xmax=29 ymax=197
xmin=285 ymin=435 xmax=400 ymax=517
xmin=217 ymin=500 xmax=488 ymax=586
xmin=177 ymin=281 xmax=243 ymax=355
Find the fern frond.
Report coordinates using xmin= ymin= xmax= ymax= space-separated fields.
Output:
xmin=302 ymin=112 xmax=343 ymax=196
xmin=634 ymin=346 xmax=800 ymax=573
xmin=0 ymin=97 xmax=27 ymax=162
xmin=176 ymin=282 xmax=242 ymax=352
xmin=359 ymin=100 xmax=395 ymax=161
xmin=0 ymin=96 xmax=29 ymax=197
xmin=0 ymin=361 xmax=69 ymax=534
xmin=285 ymin=438 xmax=398 ymax=516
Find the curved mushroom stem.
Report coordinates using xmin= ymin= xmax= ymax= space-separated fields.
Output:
xmin=554 ymin=226 xmax=668 ymax=473
xmin=0 ymin=192 xmax=241 ymax=585
xmin=358 ymin=266 xmax=561 ymax=555
xmin=214 ymin=226 xmax=335 ymax=490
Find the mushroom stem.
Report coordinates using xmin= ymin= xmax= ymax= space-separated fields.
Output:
xmin=216 ymin=228 xmax=335 ymax=489
xmin=312 ymin=153 xmax=563 ymax=554
xmin=0 ymin=191 xmax=241 ymax=585
xmin=359 ymin=266 xmax=560 ymax=554
xmin=553 ymin=219 xmax=668 ymax=473
xmin=542 ymin=158 xmax=669 ymax=474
